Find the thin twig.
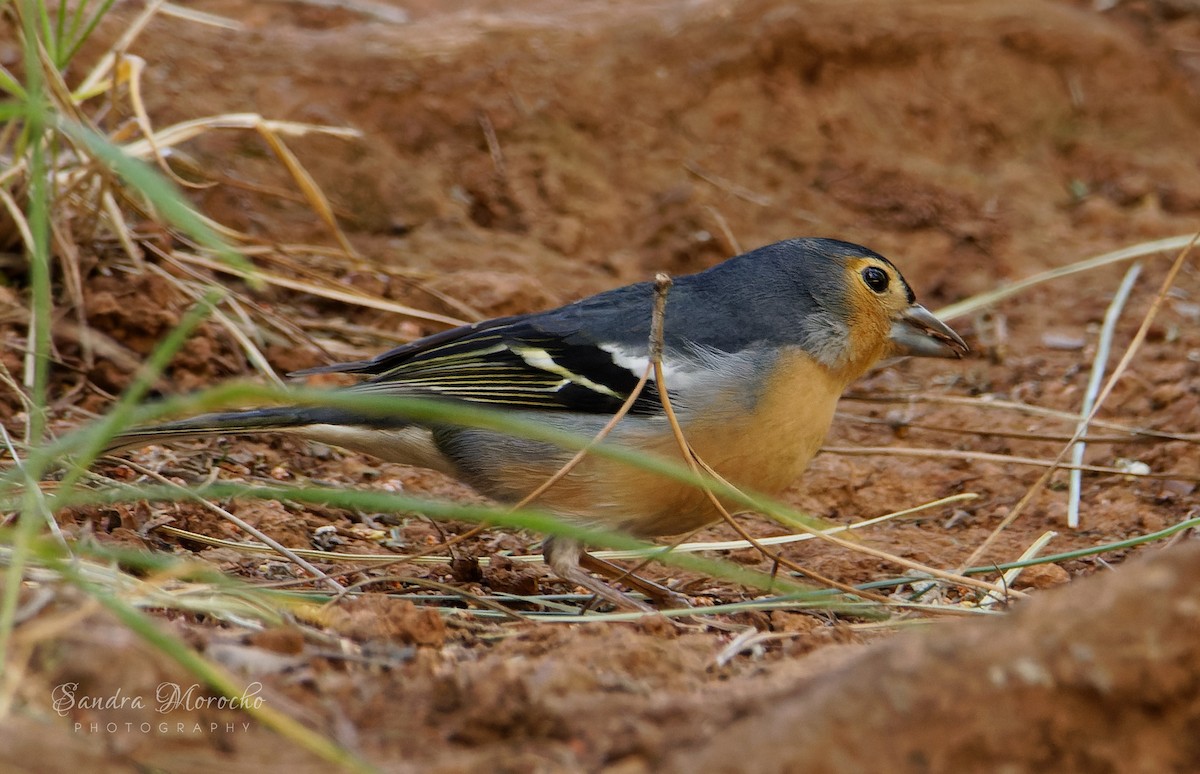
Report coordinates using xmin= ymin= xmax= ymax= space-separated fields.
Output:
xmin=121 ymin=459 xmax=345 ymax=593
xmin=703 ymin=205 xmax=742 ymax=255
xmin=326 ymin=575 xmax=526 ymax=622
xmin=510 ymin=368 xmax=653 ymax=510
xmin=570 ymin=274 xmax=682 ymax=610
xmin=1069 ymin=263 xmax=1141 ymax=528
xmin=822 ymin=446 xmax=1197 ymax=481
xmin=683 ymin=161 xmax=773 ymax=206
xmin=841 ymin=393 xmax=1198 ymax=443
xmin=835 ymin=412 xmax=1155 ymax=444
xmin=478 ymin=111 xmax=506 ymax=180
xmin=0 ymin=424 xmax=67 ymax=548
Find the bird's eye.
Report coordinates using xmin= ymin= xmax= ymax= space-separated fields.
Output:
xmin=861 ymin=266 xmax=889 ymax=294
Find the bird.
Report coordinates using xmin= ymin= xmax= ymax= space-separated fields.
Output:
xmin=106 ymin=237 xmax=968 ymax=609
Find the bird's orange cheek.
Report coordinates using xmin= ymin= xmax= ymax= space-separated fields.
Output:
xmin=839 ymin=315 xmax=891 ymax=381
xmin=840 ymin=282 xmax=896 ymax=378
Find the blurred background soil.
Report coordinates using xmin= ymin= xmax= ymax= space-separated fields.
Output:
xmin=4 ymin=0 xmax=1200 ymax=771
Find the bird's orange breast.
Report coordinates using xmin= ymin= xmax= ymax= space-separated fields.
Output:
xmin=503 ymin=349 xmax=848 ymax=538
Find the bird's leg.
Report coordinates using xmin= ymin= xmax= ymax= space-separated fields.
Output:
xmin=542 ymin=536 xmax=654 ymax=612
xmin=577 ymin=551 xmax=692 ymax=609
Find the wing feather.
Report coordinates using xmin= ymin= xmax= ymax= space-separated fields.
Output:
xmin=293 ymin=315 xmax=663 ymax=415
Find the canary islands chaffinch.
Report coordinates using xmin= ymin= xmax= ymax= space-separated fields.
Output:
xmin=108 ymin=238 xmax=967 ymax=607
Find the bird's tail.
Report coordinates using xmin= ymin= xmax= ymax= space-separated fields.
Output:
xmin=103 ymin=406 xmax=405 ymax=455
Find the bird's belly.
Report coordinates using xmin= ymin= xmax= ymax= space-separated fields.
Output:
xmin=502 ymin=351 xmax=846 ymax=538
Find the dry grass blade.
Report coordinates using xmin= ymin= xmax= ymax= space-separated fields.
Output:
xmin=176 ymin=251 xmax=468 ymax=328
xmin=146 ymin=263 xmax=285 ymax=386
xmin=0 ymin=545 xmax=294 ymax=626
xmin=822 ymin=446 xmax=1197 ymax=481
xmin=324 ymin=574 xmax=527 ymax=621
xmin=160 ymin=1 xmax=244 ymax=29
xmin=935 ymin=234 xmax=1200 ymax=320
xmin=149 ymin=525 xmax=401 ymax=563
xmin=73 ymin=0 xmax=168 ymax=98
xmin=237 ymin=245 xmax=479 ymax=320
xmin=714 ymin=628 xmax=789 ymax=667
xmin=0 ymin=188 xmax=36 ymax=255
xmin=97 ymin=112 xmax=362 ymax=261
xmin=49 ymin=220 xmax=90 ymax=365
xmin=99 ymin=189 xmax=142 ymax=265
xmin=149 ymin=243 xmax=334 ymax=366
xmin=51 ymin=316 xmax=144 ymax=375
xmin=120 ymin=53 xmax=215 ymax=190
xmin=979 ymin=530 xmax=1056 ymax=609
xmin=255 ymin=123 xmax=358 ymax=257
xmin=667 ymin=492 xmax=979 ymax=553
xmin=275 ymin=0 xmax=411 ymax=25
xmin=119 ymin=113 xmax=361 ymax=158
xmin=683 ymin=160 xmax=773 ymax=206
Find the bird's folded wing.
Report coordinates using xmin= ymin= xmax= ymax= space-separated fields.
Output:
xmin=292 ymin=316 xmax=663 ymax=415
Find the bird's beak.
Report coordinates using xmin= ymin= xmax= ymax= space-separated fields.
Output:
xmin=889 ymin=304 xmax=969 ymax=359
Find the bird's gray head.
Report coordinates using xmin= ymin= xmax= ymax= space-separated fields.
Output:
xmin=694 ymin=238 xmax=967 ymax=378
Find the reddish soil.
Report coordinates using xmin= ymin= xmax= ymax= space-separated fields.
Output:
xmin=5 ymin=0 xmax=1200 ymax=771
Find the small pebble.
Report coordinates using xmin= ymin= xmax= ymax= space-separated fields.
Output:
xmin=1013 ymin=563 xmax=1071 ymax=590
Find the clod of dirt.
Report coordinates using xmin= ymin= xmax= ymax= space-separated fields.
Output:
xmin=665 ymin=541 xmax=1200 ymax=773
xmin=483 ymin=554 xmax=542 ymax=596
xmin=1012 ymin=562 xmax=1072 ymax=590
xmin=324 ymin=596 xmax=447 ymax=647
xmin=246 ymin=626 xmax=306 ymax=655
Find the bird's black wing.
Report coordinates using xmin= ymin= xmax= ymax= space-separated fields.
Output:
xmin=292 ymin=307 xmax=663 ymax=416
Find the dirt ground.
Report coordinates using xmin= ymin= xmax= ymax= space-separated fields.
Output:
xmin=5 ymin=0 xmax=1200 ymax=771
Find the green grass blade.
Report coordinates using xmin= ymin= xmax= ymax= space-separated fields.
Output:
xmin=0 ymin=64 xmax=28 ymax=99
xmin=62 ymin=0 xmax=119 ymax=66
xmin=0 ymin=0 xmax=56 ymax=671
xmin=33 ymin=0 xmax=59 ymax=68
